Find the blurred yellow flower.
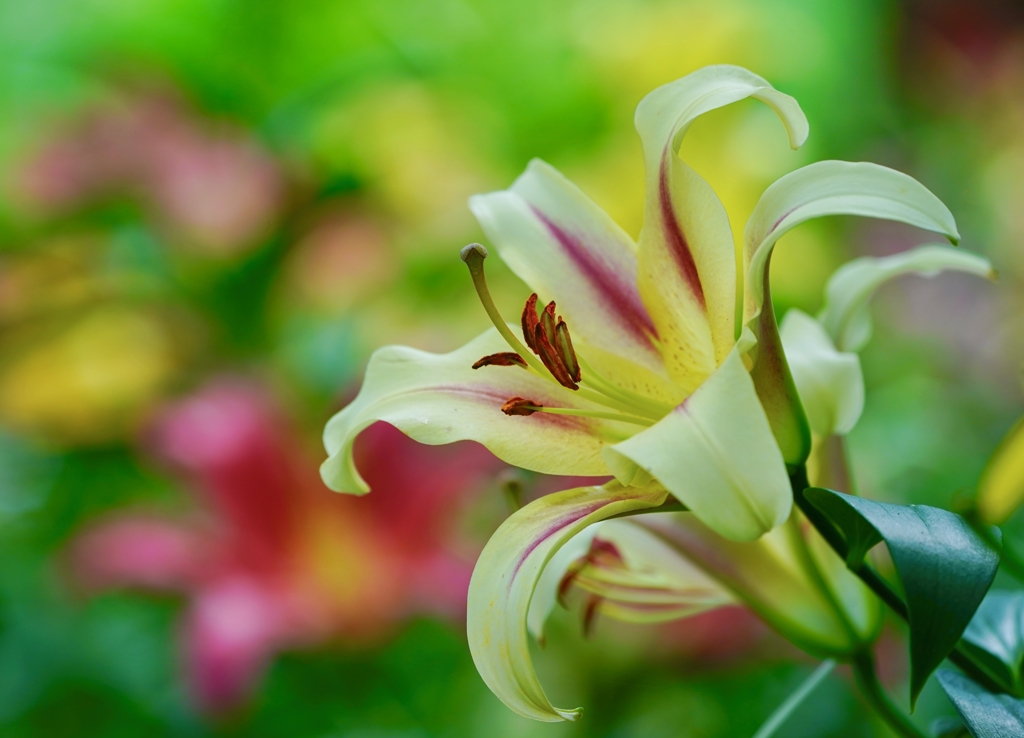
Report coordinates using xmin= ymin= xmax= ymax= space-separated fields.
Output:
xmin=0 ymin=306 xmax=181 ymax=444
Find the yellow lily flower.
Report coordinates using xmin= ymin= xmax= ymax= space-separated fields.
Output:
xmin=322 ymin=65 xmax=958 ymax=542
xmin=320 ymin=65 xmax=980 ymax=723
xmin=782 ymin=245 xmax=994 ymax=442
xmin=779 ymin=246 xmax=993 ymax=490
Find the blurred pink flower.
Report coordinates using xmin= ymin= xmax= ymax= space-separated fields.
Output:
xmin=68 ymin=379 xmax=501 ymax=712
xmin=16 ymin=93 xmax=285 ymax=255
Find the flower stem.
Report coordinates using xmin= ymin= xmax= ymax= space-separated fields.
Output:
xmin=752 ymin=659 xmax=836 ymax=738
xmin=852 ymin=650 xmax=928 ymax=738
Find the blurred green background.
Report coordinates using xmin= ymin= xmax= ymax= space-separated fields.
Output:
xmin=0 ymin=0 xmax=1022 ymax=735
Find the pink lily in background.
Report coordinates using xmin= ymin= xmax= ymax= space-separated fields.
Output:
xmin=14 ymin=92 xmax=285 ymax=256
xmin=69 ymin=379 xmax=500 ymax=712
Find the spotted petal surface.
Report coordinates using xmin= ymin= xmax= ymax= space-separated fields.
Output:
xmin=469 ymin=160 xmax=680 ymax=404
xmin=634 ymin=65 xmax=808 ymax=391
xmin=604 ymin=343 xmax=791 ymax=541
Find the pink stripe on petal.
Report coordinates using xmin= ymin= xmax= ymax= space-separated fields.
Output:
xmin=658 ymin=155 xmax=706 ymax=309
xmin=431 ymin=385 xmax=599 ymax=433
xmin=512 ymin=499 xmax=609 ymax=579
xmin=530 ymin=206 xmax=658 ymax=342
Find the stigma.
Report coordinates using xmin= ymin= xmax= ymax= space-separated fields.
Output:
xmin=461 ymin=243 xmax=582 ymax=390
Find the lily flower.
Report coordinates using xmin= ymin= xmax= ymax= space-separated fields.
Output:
xmin=780 ymin=245 xmax=994 ymax=488
xmin=71 ymin=379 xmax=499 ymax=712
xmin=322 ymin=65 xmax=958 ymax=541
xmin=321 ymin=64 xmax=979 ymax=722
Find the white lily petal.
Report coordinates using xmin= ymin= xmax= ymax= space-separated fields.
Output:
xmin=526 ymin=525 xmax=599 ymax=642
xmin=780 ymin=309 xmax=864 ymax=437
xmin=320 ymin=328 xmax=632 ymax=493
xmin=744 ymin=161 xmax=960 ymax=326
xmin=468 ymin=483 xmax=668 ymax=722
xmin=817 ymin=244 xmax=995 ymax=352
xmin=603 ymin=345 xmax=791 ymax=542
xmin=569 ymin=519 xmax=733 ymax=622
xmin=470 ymin=160 xmax=670 ymax=389
xmin=634 ymin=65 xmax=808 ymax=389
xmin=641 ymin=515 xmax=870 ymax=655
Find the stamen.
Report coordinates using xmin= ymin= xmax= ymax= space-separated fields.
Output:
xmin=540 ymin=301 xmax=558 ymax=344
xmin=518 ymin=289 xmax=579 ymax=390
xmin=582 ymin=595 xmax=601 ymax=638
xmin=501 ymin=397 xmax=542 ymax=416
xmin=521 ymin=293 xmax=540 ymax=353
xmin=554 ymin=318 xmax=581 ymax=383
xmin=558 ymin=538 xmax=623 ymax=607
xmin=504 ymin=401 xmax=652 ymax=426
xmin=533 ymin=323 xmax=579 ymax=390
xmin=472 ymin=352 xmax=527 ymax=369
xmin=576 ymin=355 xmax=673 ymax=419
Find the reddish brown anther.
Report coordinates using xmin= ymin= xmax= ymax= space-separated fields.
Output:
xmin=472 ymin=352 xmax=527 ymax=370
xmin=519 ymin=293 xmax=583 ymax=390
xmin=533 ymin=324 xmax=579 ymax=390
xmin=501 ymin=397 xmax=542 ymax=416
xmin=554 ymin=318 xmax=580 ymax=383
xmin=582 ymin=595 xmax=601 ymax=639
xmin=557 ymin=538 xmax=623 ymax=608
xmin=540 ymin=301 xmax=558 ymax=345
xmin=521 ymin=293 xmax=540 ymax=353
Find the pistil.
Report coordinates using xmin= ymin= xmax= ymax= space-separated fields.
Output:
xmin=460 ymin=243 xmax=665 ymax=424
xmin=461 ymin=244 xmax=556 ymax=381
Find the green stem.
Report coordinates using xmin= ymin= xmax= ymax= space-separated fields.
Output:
xmin=785 ymin=509 xmax=862 ymax=646
xmin=752 ymin=660 xmax=836 ymax=738
xmin=852 ymin=650 xmax=928 ymax=738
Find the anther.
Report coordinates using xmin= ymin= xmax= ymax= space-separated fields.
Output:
xmin=521 ymin=293 xmax=540 ymax=353
xmin=582 ymin=595 xmax=601 ymax=638
xmin=501 ymin=397 xmax=542 ymax=416
xmin=520 ymin=294 xmax=580 ymax=390
xmin=540 ymin=302 xmax=557 ymax=344
xmin=533 ymin=324 xmax=578 ymax=390
xmin=472 ymin=352 xmax=527 ymax=369
xmin=554 ymin=318 xmax=580 ymax=383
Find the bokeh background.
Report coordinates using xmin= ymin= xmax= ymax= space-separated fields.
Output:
xmin=0 ymin=0 xmax=1022 ymax=735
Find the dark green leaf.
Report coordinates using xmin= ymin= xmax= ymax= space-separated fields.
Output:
xmin=805 ymin=488 xmax=1000 ymax=706
xmin=961 ymin=591 xmax=1024 ymax=696
xmin=938 ymin=670 xmax=1024 ymax=738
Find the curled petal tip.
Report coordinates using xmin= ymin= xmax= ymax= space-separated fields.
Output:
xmin=460 ymin=242 xmax=488 ymax=263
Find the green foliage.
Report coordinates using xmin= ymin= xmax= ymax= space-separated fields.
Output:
xmin=961 ymin=592 xmax=1024 ymax=698
xmin=804 ymin=488 xmax=1000 ymax=706
xmin=938 ymin=671 xmax=1024 ymax=738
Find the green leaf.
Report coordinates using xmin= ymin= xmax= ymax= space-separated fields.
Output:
xmin=960 ymin=592 xmax=1024 ymax=697
xmin=804 ymin=488 xmax=1000 ymax=707
xmin=937 ymin=670 xmax=1024 ymax=738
